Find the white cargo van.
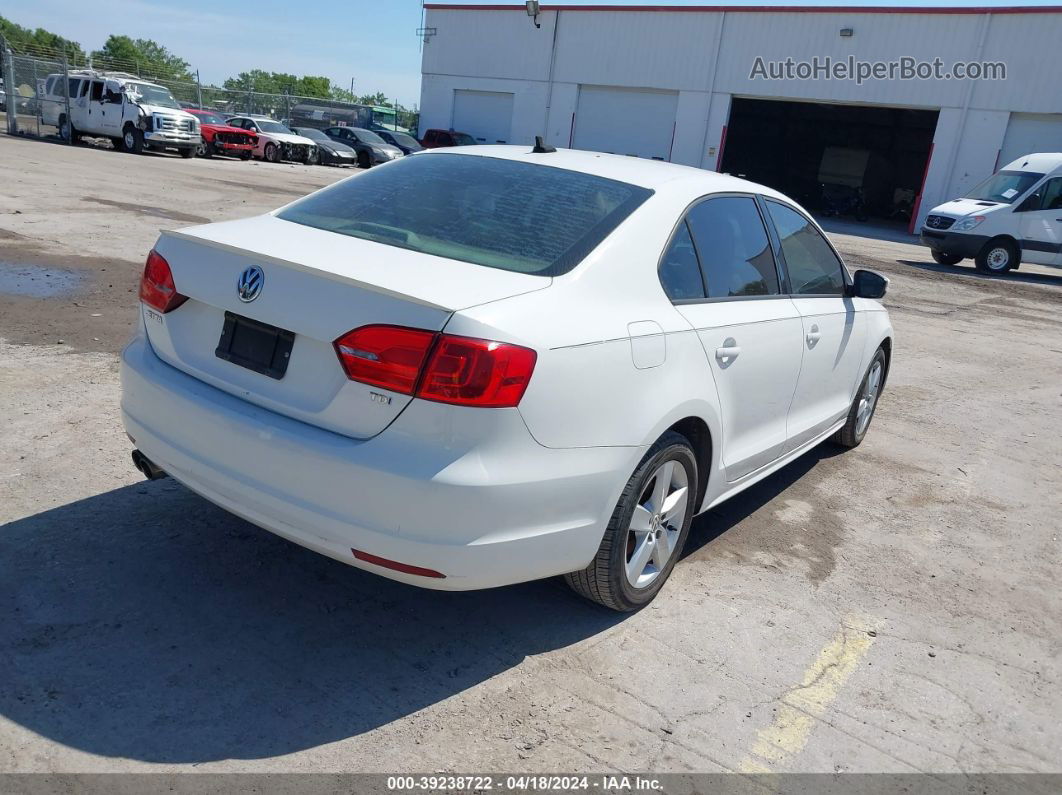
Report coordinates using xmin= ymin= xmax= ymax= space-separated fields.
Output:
xmin=38 ymin=70 xmax=200 ymax=157
xmin=920 ymin=153 xmax=1062 ymax=273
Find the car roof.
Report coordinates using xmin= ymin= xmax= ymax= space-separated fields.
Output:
xmin=416 ymin=145 xmax=788 ymax=196
xmin=1000 ymin=153 xmax=1062 ymax=174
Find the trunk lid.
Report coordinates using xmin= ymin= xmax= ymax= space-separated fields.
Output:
xmin=146 ymin=214 xmax=549 ymax=439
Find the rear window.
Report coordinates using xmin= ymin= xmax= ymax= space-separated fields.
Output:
xmin=277 ymin=153 xmax=653 ymax=276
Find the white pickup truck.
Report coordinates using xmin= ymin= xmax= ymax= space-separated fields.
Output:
xmin=39 ymin=70 xmax=200 ymax=157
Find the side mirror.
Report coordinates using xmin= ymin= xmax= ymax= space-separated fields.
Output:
xmin=850 ymin=269 xmax=888 ymax=299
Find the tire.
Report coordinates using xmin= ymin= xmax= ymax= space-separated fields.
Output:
xmin=832 ymin=347 xmax=887 ymax=449
xmin=264 ymin=142 xmax=280 ymax=163
xmin=931 ymin=250 xmax=963 ymax=266
xmin=122 ymin=124 xmax=143 ymax=154
xmin=305 ymin=147 xmax=318 ymax=165
xmin=358 ymin=150 xmax=371 ymax=169
xmin=565 ymin=431 xmax=698 ymax=612
xmin=179 ymin=146 xmax=195 ymax=159
xmin=196 ymin=140 xmax=212 ymax=158
xmin=975 ymin=238 xmax=1019 ymax=273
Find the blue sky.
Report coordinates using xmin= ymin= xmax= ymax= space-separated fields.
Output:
xmin=6 ymin=0 xmax=1059 ymax=107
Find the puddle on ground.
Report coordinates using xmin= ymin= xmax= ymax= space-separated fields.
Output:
xmin=0 ymin=262 xmax=86 ymax=298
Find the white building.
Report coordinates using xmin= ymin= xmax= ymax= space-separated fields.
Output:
xmin=418 ymin=3 xmax=1062 ymax=230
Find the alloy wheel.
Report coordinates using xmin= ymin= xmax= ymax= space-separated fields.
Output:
xmin=625 ymin=460 xmax=689 ymax=589
xmin=856 ymin=360 xmax=883 ymax=436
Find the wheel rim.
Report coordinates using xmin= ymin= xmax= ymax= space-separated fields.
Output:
xmin=266 ymin=145 xmax=276 ymax=162
xmin=986 ymin=247 xmax=1010 ymax=271
xmin=61 ymin=121 xmax=69 ymax=140
xmin=856 ymin=360 xmax=883 ymax=436
xmin=196 ymin=142 xmax=206 ymax=156
xmin=625 ymin=460 xmax=689 ymax=589
xmin=124 ymin=130 xmax=135 ymax=149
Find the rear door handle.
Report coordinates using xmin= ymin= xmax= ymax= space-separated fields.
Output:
xmin=806 ymin=324 xmax=821 ymax=347
xmin=715 ymin=337 xmax=741 ymax=366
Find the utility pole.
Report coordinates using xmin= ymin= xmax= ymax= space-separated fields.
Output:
xmin=349 ymin=77 xmax=355 ymax=101
xmin=195 ymin=69 xmax=203 ymax=109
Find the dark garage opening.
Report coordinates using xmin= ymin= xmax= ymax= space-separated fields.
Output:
xmin=720 ymin=98 xmax=938 ymax=227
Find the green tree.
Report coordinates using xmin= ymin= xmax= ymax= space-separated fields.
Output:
xmin=358 ymin=91 xmax=389 ymax=107
xmin=91 ymin=35 xmax=192 ymax=81
xmin=0 ymin=15 xmax=85 ymax=61
xmin=223 ymin=70 xmax=331 ymax=99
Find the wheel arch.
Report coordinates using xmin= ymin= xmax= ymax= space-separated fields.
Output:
xmin=666 ymin=416 xmax=713 ymax=515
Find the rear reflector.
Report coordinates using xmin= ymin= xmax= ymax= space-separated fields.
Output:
xmin=139 ymin=250 xmax=188 ymax=313
xmin=332 ymin=325 xmax=536 ymax=408
xmin=351 ymin=548 xmax=446 ymax=578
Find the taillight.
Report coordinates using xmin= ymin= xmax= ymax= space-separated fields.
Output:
xmin=418 ymin=335 xmax=537 ymax=408
xmin=333 ymin=325 xmax=436 ymax=394
xmin=332 ymin=325 xmax=537 ymax=408
xmin=139 ymin=250 xmax=188 ymax=313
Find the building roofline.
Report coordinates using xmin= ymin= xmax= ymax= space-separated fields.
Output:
xmin=424 ymin=4 xmax=1062 ymax=14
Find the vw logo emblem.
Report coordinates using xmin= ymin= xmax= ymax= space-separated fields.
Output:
xmin=236 ymin=266 xmax=264 ymax=303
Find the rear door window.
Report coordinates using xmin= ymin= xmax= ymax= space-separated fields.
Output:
xmin=278 ymin=153 xmax=653 ymax=276
xmin=685 ymin=196 xmax=780 ymax=298
xmin=766 ymin=201 xmax=846 ymax=296
xmin=90 ymin=81 xmax=103 ymax=102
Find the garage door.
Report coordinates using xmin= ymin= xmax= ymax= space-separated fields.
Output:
xmin=452 ymin=90 xmax=514 ymax=144
xmin=999 ymin=113 xmax=1062 ymax=167
xmin=573 ymin=86 xmax=679 ymax=161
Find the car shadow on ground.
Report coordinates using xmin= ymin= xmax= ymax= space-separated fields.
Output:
xmin=683 ymin=442 xmax=846 ymax=559
xmin=898 ymin=258 xmax=1062 ymax=288
xmin=2 ymin=441 xmax=845 ymax=764
xmin=0 ymin=480 xmax=625 ymax=763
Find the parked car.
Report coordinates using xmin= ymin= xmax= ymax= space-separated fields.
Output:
xmin=38 ymin=70 xmax=199 ymax=157
xmin=122 ymin=145 xmax=892 ymax=612
xmin=289 ymin=127 xmax=358 ymax=167
xmin=375 ymin=129 xmax=424 ymax=156
xmin=226 ymin=115 xmax=317 ymax=164
xmin=420 ymin=129 xmax=476 ymax=149
xmin=920 ymin=152 xmax=1062 ymax=273
xmin=321 ymin=126 xmax=403 ymax=168
xmin=186 ymin=109 xmax=257 ymax=159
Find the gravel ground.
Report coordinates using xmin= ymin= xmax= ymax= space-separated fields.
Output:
xmin=0 ymin=133 xmax=1060 ymax=775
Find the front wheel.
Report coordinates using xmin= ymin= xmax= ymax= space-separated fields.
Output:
xmin=565 ymin=432 xmax=697 ymax=612
xmin=833 ymin=347 xmax=887 ymax=449
xmin=240 ymin=150 xmax=253 ymax=160
xmin=179 ymin=146 xmax=195 ymax=159
xmin=358 ymin=150 xmax=371 ymax=169
xmin=264 ymin=142 xmax=280 ymax=163
xmin=975 ymin=238 xmax=1019 ymax=273
xmin=931 ymin=250 xmax=963 ymax=266
xmin=122 ymin=125 xmax=144 ymax=154
xmin=196 ymin=140 xmax=212 ymax=158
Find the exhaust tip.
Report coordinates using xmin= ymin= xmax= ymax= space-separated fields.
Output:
xmin=131 ymin=450 xmax=166 ymax=481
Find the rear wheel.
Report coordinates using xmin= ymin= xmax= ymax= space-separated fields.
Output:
xmin=975 ymin=238 xmax=1019 ymax=273
xmin=358 ymin=150 xmax=371 ymax=169
xmin=59 ymin=115 xmax=80 ymax=144
xmin=931 ymin=250 xmax=963 ymax=266
xmin=833 ymin=347 xmax=887 ymax=449
xmin=565 ymin=432 xmax=697 ymax=612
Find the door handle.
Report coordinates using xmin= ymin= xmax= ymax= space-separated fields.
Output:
xmin=806 ymin=324 xmax=821 ymax=347
xmin=715 ymin=337 xmax=741 ymax=366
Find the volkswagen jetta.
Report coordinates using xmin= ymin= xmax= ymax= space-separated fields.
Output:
xmin=121 ymin=145 xmax=893 ymax=610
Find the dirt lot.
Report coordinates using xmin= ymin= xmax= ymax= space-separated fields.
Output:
xmin=1 ymin=132 xmax=1060 ymax=775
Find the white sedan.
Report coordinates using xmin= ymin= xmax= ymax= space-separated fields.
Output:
xmin=121 ymin=145 xmax=892 ymax=611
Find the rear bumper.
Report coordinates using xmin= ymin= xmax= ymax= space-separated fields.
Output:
xmin=120 ymin=330 xmax=636 ymax=590
xmin=920 ymin=229 xmax=989 ymax=258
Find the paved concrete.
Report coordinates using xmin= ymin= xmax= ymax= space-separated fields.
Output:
xmin=1 ymin=133 xmax=1060 ymax=774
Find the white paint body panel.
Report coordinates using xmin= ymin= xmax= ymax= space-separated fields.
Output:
xmin=121 ymin=147 xmax=893 ymax=590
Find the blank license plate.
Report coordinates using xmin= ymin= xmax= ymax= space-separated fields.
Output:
xmin=215 ymin=311 xmax=295 ymax=380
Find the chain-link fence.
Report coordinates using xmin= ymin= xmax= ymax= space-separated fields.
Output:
xmin=1 ymin=39 xmax=418 ymax=146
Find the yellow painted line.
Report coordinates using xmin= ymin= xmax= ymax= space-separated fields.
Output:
xmin=739 ymin=617 xmax=877 ymax=773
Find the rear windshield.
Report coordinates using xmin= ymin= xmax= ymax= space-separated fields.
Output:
xmin=965 ymin=170 xmax=1044 ymax=204
xmin=276 ymin=153 xmax=653 ymax=276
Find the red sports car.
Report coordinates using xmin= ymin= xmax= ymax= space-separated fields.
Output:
xmin=187 ymin=109 xmax=257 ymax=159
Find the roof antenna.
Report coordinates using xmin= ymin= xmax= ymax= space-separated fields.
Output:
xmin=532 ymin=135 xmax=556 ymax=154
